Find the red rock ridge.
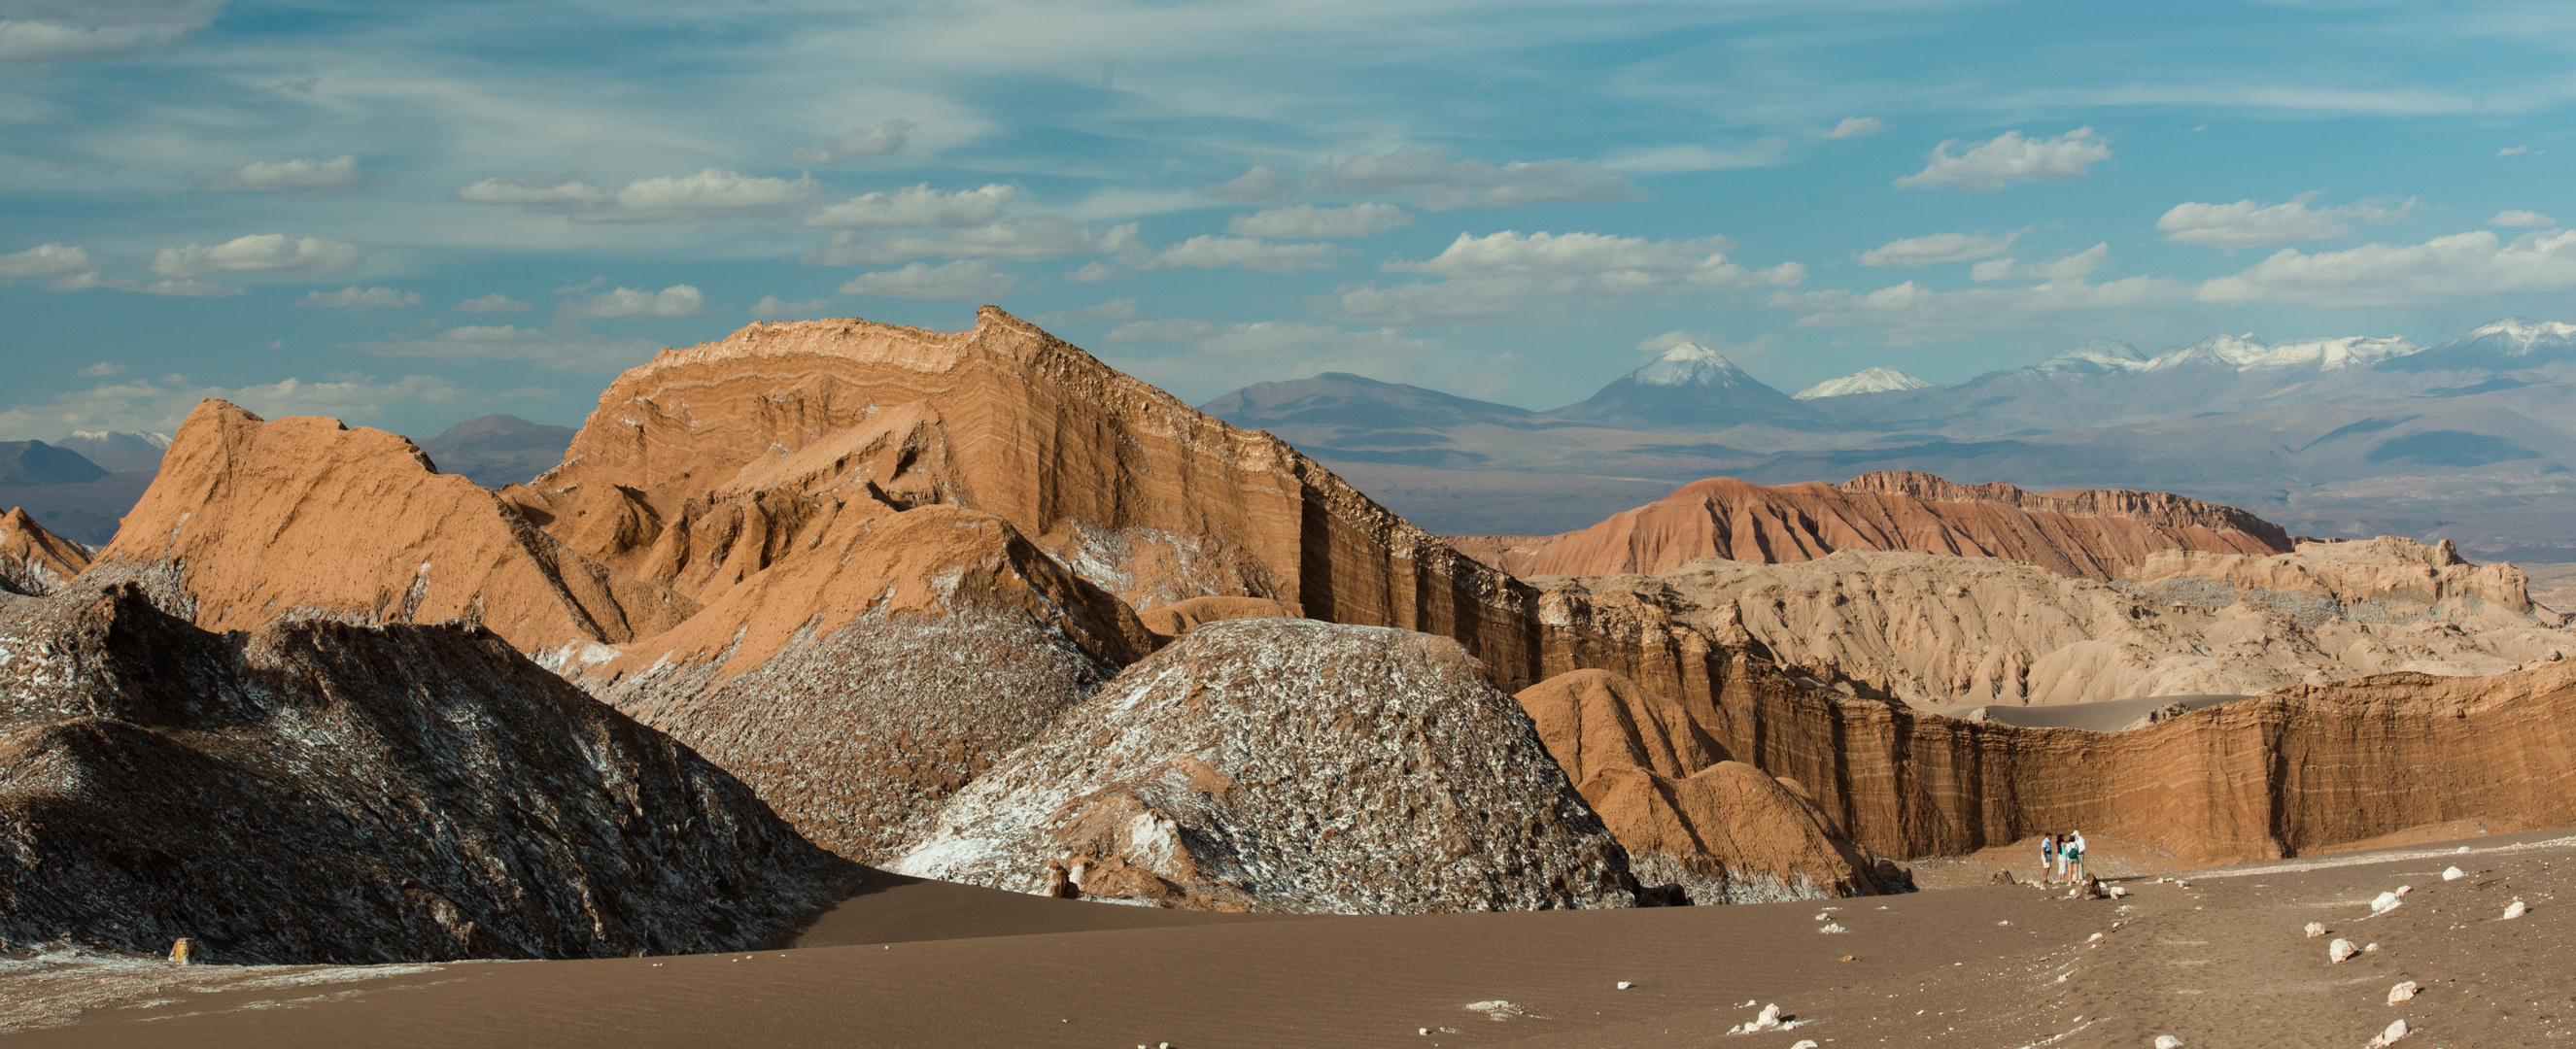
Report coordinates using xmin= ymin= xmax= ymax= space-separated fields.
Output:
xmin=90 ymin=400 xmax=698 ymax=652
xmin=508 ymin=307 xmax=1536 ymax=686
xmin=1449 ymin=471 xmax=2293 ymax=582
xmin=0 ymin=507 xmax=90 ymax=596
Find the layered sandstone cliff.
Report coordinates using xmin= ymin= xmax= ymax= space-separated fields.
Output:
xmin=0 ymin=583 xmax=853 ymax=964
xmin=891 ymin=620 xmax=1635 ymax=913
xmin=0 ymin=509 xmax=88 ymax=597
xmin=1527 ymin=576 xmax=2576 ymax=866
xmin=504 ymin=308 xmax=1538 ymax=687
xmin=1530 ymin=545 xmax=2573 ymax=707
xmin=91 ymin=401 xmax=697 ymax=652
xmin=1450 ymin=471 xmax=2291 ymax=582
xmin=1516 ymin=669 xmax=1901 ymax=902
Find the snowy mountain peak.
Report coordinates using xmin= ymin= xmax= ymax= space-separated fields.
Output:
xmin=2038 ymin=340 xmax=2151 ymax=373
xmin=2461 ymin=317 xmax=2576 ymax=354
xmin=1794 ymin=367 xmax=1938 ymax=400
xmin=2151 ymin=333 xmax=2421 ymax=372
xmin=1630 ymin=342 xmax=1753 ymax=388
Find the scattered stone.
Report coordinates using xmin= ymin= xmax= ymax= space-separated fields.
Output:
xmin=2330 ymin=938 xmax=2360 ymax=964
xmin=1726 ymin=1003 xmax=1792 ymax=1033
xmin=2155 ymin=1036 xmax=2185 ymax=1049
xmin=1419 ymin=1029 xmax=1429 ymax=1036
xmin=1838 ymin=955 xmax=1856 ymax=963
xmin=2504 ymin=899 xmax=2528 ymax=920
xmin=2443 ymin=866 xmax=2464 ymax=881
xmin=1998 ymin=920 xmax=2012 ymax=926
xmin=2175 ymin=880 xmax=2191 ymax=889
xmin=2088 ymin=932 xmax=2105 ymax=943
xmin=2306 ymin=922 xmax=2328 ymax=938
xmin=1792 ymin=1041 xmax=1819 ymax=1049
xmin=1819 ymin=923 xmax=1848 ymax=934
xmin=2365 ymin=1018 xmax=2410 ymax=1047
xmin=2364 ymin=942 xmax=2380 ymax=953
xmin=2370 ymin=892 xmax=2404 ymax=916
xmin=2108 ymin=885 xmax=2128 ymax=899
xmin=1465 ymin=1000 xmax=1528 ymax=1021
xmin=2456 ymin=846 xmax=2472 ymax=854
xmin=1617 ymin=981 xmax=1632 ymax=990
xmin=2387 ymin=981 xmax=2419 ymax=1005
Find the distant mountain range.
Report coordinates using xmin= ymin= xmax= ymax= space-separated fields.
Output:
xmin=1203 ymin=318 xmax=2576 ymax=558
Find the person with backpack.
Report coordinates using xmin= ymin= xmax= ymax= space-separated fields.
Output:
xmin=2069 ymin=830 xmax=2090 ymax=884
xmin=2038 ymin=832 xmax=2056 ymax=884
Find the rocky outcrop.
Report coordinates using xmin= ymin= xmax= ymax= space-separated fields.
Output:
xmin=91 ymin=401 xmax=697 ymax=653
xmin=890 ymin=620 xmax=1635 ymax=913
xmin=1528 ymin=575 xmax=2576 ymax=866
xmin=0 ymin=584 xmax=853 ymax=964
xmin=2128 ymin=536 xmax=2550 ymax=628
xmin=589 ymin=505 xmax=1156 ymax=864
xmin=1450 ymin=471 xmax=2291 ymax=582
xmin=1516 ymin=669 xmax=1899 ymax=902
xmin=1531 ymin=548 xmax=2573 ymax=707
xmin=0 ymin=509 xmax=88 ymax=597
xmin=505 ymin=308 xmax=1539 ymax=688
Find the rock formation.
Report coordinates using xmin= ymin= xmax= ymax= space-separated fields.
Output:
xmin=588 ymin=504 xmax=1155 ymax=864
xmin=502 ymin=308 xmax=1537 ymax=687
xmin=1516 ymin=669 xmax=1901 ymax=902
xmin=90 ymin=401 xmax=697 ymax=653
xmin=0 ymin=508 xmax=88 ymax=597
xmin=1529 ymin=545 xmax=2573 ymax=707
xmin=0 ymin=583 xmax=853 ymax=964
xmin=1528 ymin=572 xmax=2576 ymax=866
xmin=891 ymin=620 xmax=1634 ymax=913
xmin=1449 ymin=471 xmax=2292 ymax=582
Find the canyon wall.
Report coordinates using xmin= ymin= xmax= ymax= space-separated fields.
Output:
xmin=1451 ymin=471 xmax=2292 ymax=582
xmin=0 ymin=508 xmax=88 ymax=597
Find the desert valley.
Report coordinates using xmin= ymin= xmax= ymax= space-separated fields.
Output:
xmin=0 ymin=307 xmax=2571 ymax=1047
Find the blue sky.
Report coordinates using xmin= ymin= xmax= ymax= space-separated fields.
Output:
xmin=4 ymin=0 xmax=2574 ymax=439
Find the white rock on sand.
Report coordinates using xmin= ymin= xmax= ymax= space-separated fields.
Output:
xmin=2505 ymin=899 xmax=2529 ymax=919
xmin=1819 ymin=923 xmax=1848 ymax=933
xmin=2154 ymin=1036 xmax=2185 ymax=1049
xmin=2443 ymin=866 xmax=2465 ymax=881
xmin=2369 ymin=891 xmax=2404 ymax=916
xmin=2330 ymin=938 xmax=2360 ymax=964
xmin=1727 ymin=1003 xmax=1788 ymax=1033
xmin=2305 ymin=922 xmax=2328 ymax=937
xmin=2366 ymin=1018 xmax=2411 ymax=1047
xmin=2387 ymin=980 xmax=2419 ymax=1004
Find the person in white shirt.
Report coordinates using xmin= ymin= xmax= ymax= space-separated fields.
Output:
xmin=2069 ymin=830 xmax=2090 ymax=883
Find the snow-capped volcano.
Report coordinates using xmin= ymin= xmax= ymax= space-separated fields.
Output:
xmin=1793 ymin=367 xmax=1938 ymax=400
xmin=1628 ymin=342 xmax=1765 ymax=389
xmin=1550 ymin=341 xmax=1815 ymax=428
xmin=2147 ymin=333 xmax=2421 ymax=372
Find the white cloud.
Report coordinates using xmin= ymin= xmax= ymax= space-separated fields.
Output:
xmin=453 ymin=293 xmax=532 ymax=313
xmin=1305 ymin=146 xmax=1636 ymax=210
xmin=2195 ymin=228 xmax=2576 ymax=307
xmin=0 ymin=243 xmax=101 ymax=289
xmin=1063 ymin=260 xmax=1117 ymax=283
xmin=0 ymin=373 xmax=464 ymax=442
xmin=456 ymin=169 xmax=824 ymax=223
xmin=837 ymin=259 xmax=1021 ymax=301
xmin=124 ymin=278 xmax=240 ymax=297
xmin=1826 ymin=117 xmax=1887 ymax=139
xmin=1895 ymin=127 xmax=2110 ymax=191
xmin=805 ymin=217 xmax=1136 ymax=264
xmin=804 ymin=184 xmax=1020 ymax=229
xmin=206 ymin=155 xmax=361 ymax=193
xmin=1970 ymin=243 xmax=2109 ymax=282
xmin=1201 ymin=164 xmax=1294 ymax=203
xmin=0 ymin=1 xmax=220 ymax=63
xmin=2492 ymin=209 xmax=2559 ymax=228
xmin=563 ymin=285 xmax=706 ymax=321
xmin=789 ymin=118 xmax=916 ymax=163
xmin=151 ymin=234 xmax=361 ymax=277
xmin=1144 ymin=235 xmax=1342 ymax=274
xmin=78 ymin=362 xmax=121 ymax=377
xmin=295 ymin=286 xmax=421 ymax=309
xmin=350 ymin=325 xmax=660 ymax=370
xmin=2499 ymin=146 xmax=2531 ymax=156
xmin=1768 ymin=275 xmax=2189 ymax=344
xmin=1037 ymin=298 xmax=1145 ymax=324
xmin=1602 ymin=141 xmax=1789 ymax=174
xmin=750 ymin=294 xmax=835 ymax=320
xmin=1226 ymin=203 xmax=1412 ymax=239
xmin=2156 ymin=193 xmax=2413 ymax=249
xmin=1858 ymin=231 xmax=2017 ymax=267
xmin=1332 ymin=230 xmax=1803 ymax=325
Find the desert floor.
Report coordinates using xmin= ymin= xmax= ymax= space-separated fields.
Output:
xmin=5 ymin=829 xmax=2568 ymax=1049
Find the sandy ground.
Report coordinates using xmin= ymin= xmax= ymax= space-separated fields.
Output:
xmin=2524 ymin=561 xmax=2576 ymax=619
xmin=7 ymin=828 xmax=2568 ymax=1048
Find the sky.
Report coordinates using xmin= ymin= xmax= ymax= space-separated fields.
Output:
xmin=4 ymin=0 xmax=2575 ymax=441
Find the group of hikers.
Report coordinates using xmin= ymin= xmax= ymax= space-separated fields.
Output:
xmin=2038 ymin=830 xmax=2089 ymax=884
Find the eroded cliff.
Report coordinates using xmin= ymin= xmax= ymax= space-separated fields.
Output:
xmin=0 ymin=509 xmax=88 ymax=597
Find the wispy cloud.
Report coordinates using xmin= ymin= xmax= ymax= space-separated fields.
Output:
xmin=206 ymin=155 xmax=362 ymax=193
xmin=151 ymin=234 xmax=361 ymax=277
xmin=2156 ymin=193 xmax=2413 ymax=249
xmin=1895 ymin=128 xmax=2110 ymax=191
xmin=295 ymin=286 xmax=421 ymax=309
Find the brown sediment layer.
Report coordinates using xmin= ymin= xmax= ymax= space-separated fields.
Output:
xmin=1450 ymin=471 xmax=2291 ymax=582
